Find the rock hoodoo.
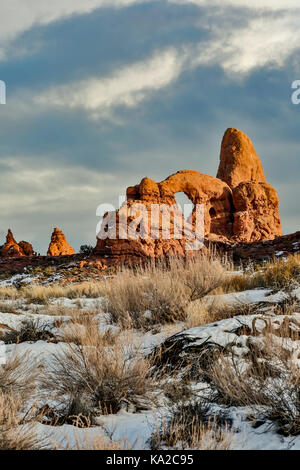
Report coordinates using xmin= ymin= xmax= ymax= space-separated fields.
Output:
xmin=216 ymin=128 xmax=281 ymax=242
xmin=217 ymin=128 xmax=266 ymax=188
xmin=0 ymin=230 xmax=35 ymax=257
xmin=47 ymin=228 xmax=75 ymax=256
xmin=95 ymin=128 xmax=282 ymax=261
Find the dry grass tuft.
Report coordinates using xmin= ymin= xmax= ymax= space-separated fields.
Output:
xmin=102 ymin=253 xmax=229 ymax=328
xmin=185 ymin=300 xmax=259 ymax=330
xmin=0 ymin=281 xmax=105 ymax=303
xmin=59 ymin=432 xmax=130 ymax=450
xmin=60 ymin=314 xmax=118 ymax=347
xmin=0 ymin=286 xmax=19 ymax=300
xmin=0 ymin=354 xmax=41 ymax=449
xmin=0 ymin=392 xmax=40 ymax=450
xmin=151 ymin=401 xmax=233 ymax=450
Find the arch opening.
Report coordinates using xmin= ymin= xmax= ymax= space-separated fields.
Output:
xmin=174 ymin=192 xmax=194 ymax=221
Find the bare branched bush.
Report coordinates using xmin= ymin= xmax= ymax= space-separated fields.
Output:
xmin=0 ymin=353 xmax=39 ymax=399
xmin=3 ymin=319 xmax=57 ymax=344
xmin=41 ymin=334 xmax=155 ymax=425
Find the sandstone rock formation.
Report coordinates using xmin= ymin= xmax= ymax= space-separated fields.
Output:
xmin=47 ymin=228 xmax=75 ymax=256
xmin=127 ymin=171 xmax=234 ymax=240
xmin=217 ymin=128 xmax=282 ymax=242
xmin=0 ymin=230 xmax=35 ymax=257
xmin=217 ymin=128 xmax=266 ymax=188
xmin=94 ymin=128 xmax=282 ymax=261
xmin=18 ymin=240 xmax=35 ymax=256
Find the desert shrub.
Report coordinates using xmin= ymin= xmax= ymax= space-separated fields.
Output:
xmin=163 ymin=380 xmax=193 ymax=404
xmin=150 ymin=401 xmax=233 ymax=450
xmin=181 ymin=254 xmax=228 ymax=301
xmin=80 ymin=245 xmax=94 ymax=255
xmin=208 ymin=352 xmax=300 ymax=435
xmin=41 ymin=335 xmax=155 ymax=425
xmin=222 ymin=273 xmax=253 ymax=293
xmin=0 ymin=301 xmax=21 ymax=313
xmin=205 ymin=353 xmax=267 ymax=407
xmin=225 ymin=254 xmax=300 ymax=293
xmin=3 ymin=319 xmax=56 ymax=344
xmin=252 ymin=254 xmax=300 ymax=290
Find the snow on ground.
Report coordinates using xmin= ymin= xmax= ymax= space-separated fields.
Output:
xmin=33 ymin=404 xmax=300 ymax=450
xmin=204 ymin=287 xmax=300 ymax=308
xmin=0 ymin=273 xmax=39 ymax=286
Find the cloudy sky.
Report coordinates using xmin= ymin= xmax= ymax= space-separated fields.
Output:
xmin=0 ymin=0 xmax=299 ymax=253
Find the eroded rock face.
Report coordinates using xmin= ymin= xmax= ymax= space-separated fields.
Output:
xmin=0 ymin=230 xmax=35 ymax=258
xmin=47 ymin=228 xmax=75 ymax=256
xmin=232 ymin=182 xmax=282 ymax=242
xmin=94 ymin=128 xmax=282 ymax=261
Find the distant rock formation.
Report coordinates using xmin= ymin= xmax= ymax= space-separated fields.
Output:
xmin=94 ymin=128 xmax=282 ymax=261
xmin=18 ymin=240 xmax=35 ymax=257
xmin=0 ymin=229 xmax=35 ymax=257
xmin=47 ymin=228 xmax=75 ymax=256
